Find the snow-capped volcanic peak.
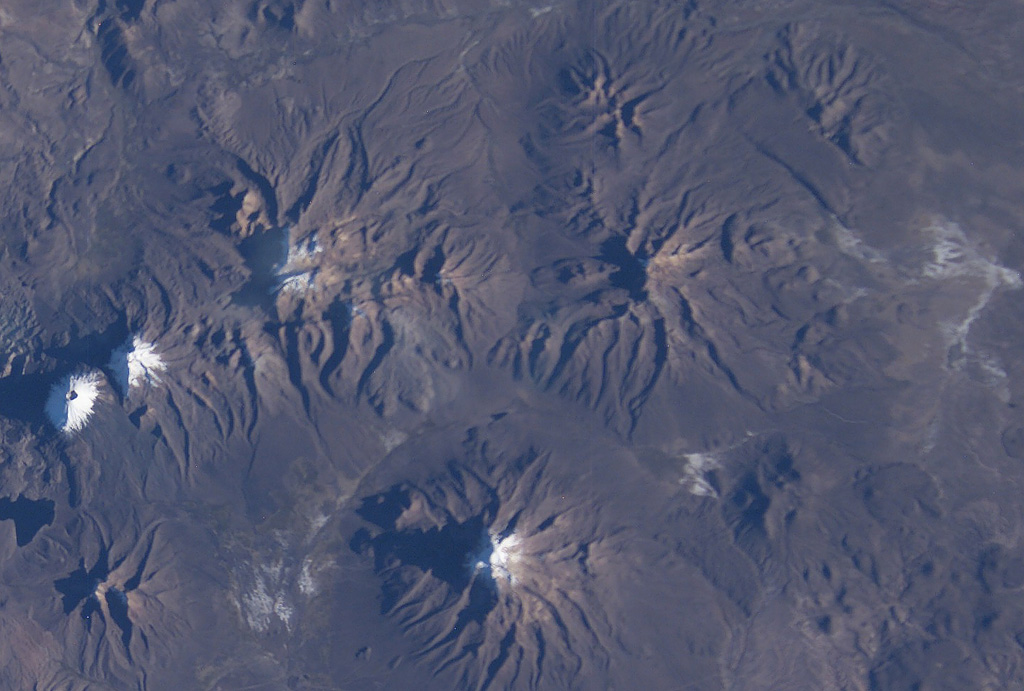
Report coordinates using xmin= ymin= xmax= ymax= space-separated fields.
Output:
xmin=45 ymin=371 xmax=104 ymax=433
xmin=109 ymin=336 xmax=166 ymax=393
xmin=476 ymin=532 xmax=524 ymax=585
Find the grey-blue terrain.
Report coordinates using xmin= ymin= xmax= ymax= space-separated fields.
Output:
xmin=1 ymin=0 xmax=1024 ymax=688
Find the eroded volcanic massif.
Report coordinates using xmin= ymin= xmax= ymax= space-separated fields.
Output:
xmin=2 ymin=0 xmax=1024 ymax=689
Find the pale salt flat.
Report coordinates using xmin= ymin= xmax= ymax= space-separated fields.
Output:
xmin=920 ymin=222 xmax=1023 ymax=361
xmin=921 ymin=222 xmax=1021 ymax=289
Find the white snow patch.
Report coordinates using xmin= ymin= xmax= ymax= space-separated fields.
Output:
xmin=476 ymin=533 xmax=524 ymax=585
xmin=45 ymin=371 xmax=104 ymax=433
xmin=679 ymin=452 xmax=720 ymax=497
xmin=108 ymin=336 xmax=166 ymax=393
xmin=298 ymin=559 xmax=317 ymax=596
xmin=279 ymin=272 xmax=315 ymax=293
xmin=273 ymin=599 xmax=294 ymax=627
xmin=381 ymin=429 xmax=408 ymax=453
xmin=238 ymin=565 xmax=294 ymax=633
xmin=240 ymin=576 xmax=275 ymax=633
xmin=276 ymin=233 xmax=321 ymax=294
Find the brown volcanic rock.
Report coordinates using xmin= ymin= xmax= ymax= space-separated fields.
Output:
xmin=0 ymin=0 xmax=1024 ymax=689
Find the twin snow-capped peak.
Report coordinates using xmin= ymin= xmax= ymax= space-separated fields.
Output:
xmin=44 ymin=336 xmax=166 ymax=434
